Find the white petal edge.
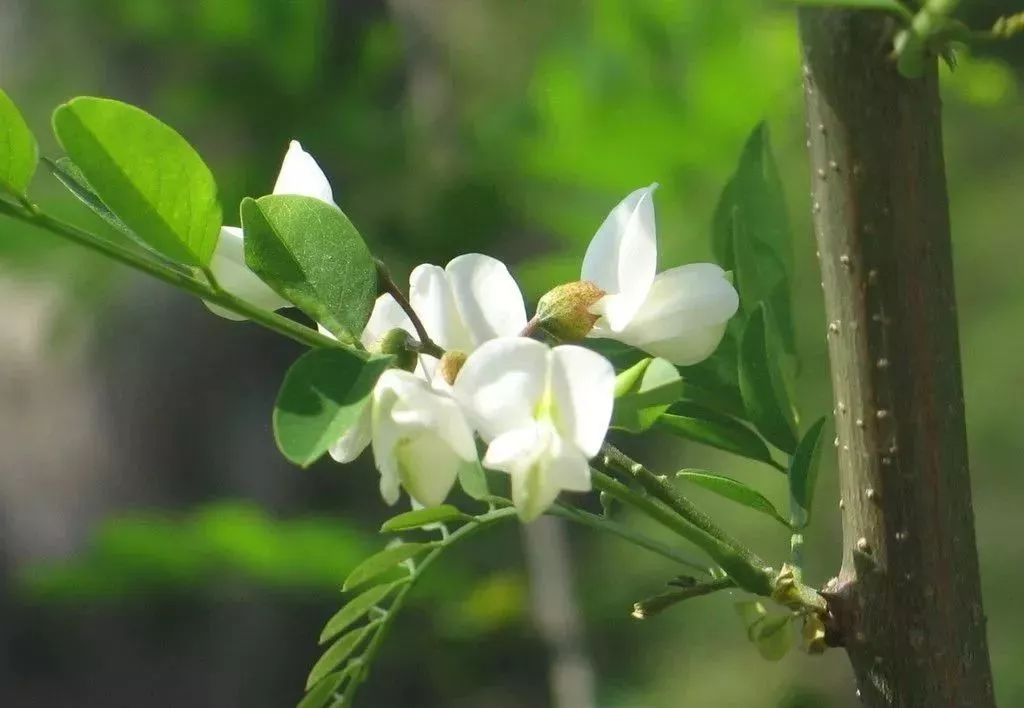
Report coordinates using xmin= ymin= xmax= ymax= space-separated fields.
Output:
xmin=329 ymin=402 xmax=372 ymax=463
xmin=272 ymin=140 xmax=335 ymax=205
xmin=409 ymin=263 xmax=474 ymax=352
xmin=548 ymin=345 xmax=615 ymax=458
xmin=581 ymin=184 xmax=658 ymax=331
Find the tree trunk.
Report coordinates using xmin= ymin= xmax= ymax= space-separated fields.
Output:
xmin=797 ymin=9 xmax=996 ymax=707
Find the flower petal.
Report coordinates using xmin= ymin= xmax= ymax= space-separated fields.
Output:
xmin=613 ymin=263 xmax=738 ymax=365
xmin=409 ymin=264 xmax=474 ymax=352
xmin=272 ymin=140 xmax=334 ymax=204
xmin=581 ymin=184 xmax=658 ymax=331
xmin=483 ymin=424 xmax=559 ymax=522
xmin=396 ymin=434 xmax=462 ymax=508
xmin=329 ymin=402 xmax=372 ymax=463
xmin=453 ymin=337 xmax=549 ymax=441
xmin=548 ymin=345 xmax=615 ymax=458
xmin=625 ymin=322 xmax=730 ymax=366
xmin=360 ymin=294 xmax=414 ymax=349
xmin=445 ymin=254 xmax=528 ymax=347
xmin=371 ymin=370 xmax=476 ymax=506
xmin=205 ymin=226 xmax=290 ymax=319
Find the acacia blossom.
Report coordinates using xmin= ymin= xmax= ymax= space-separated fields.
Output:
xmin=454 ymin=338 xmax=615 ymax=521
xmin=581 ymin=184 xmax=739 ymax=365
xmin=329 ymin=254 xmax=527 ymax=508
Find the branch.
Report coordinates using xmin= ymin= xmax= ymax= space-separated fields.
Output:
xmin=0 ymin=198 xmax=345 ymax=352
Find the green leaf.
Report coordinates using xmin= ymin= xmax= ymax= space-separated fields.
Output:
xmin=274 ymin=350 xmax=390 ymax=467
xmin=713 ymin=123 xmax=795 ymax=353
xmin=457 ymin=459 xmax=490 ymax=501
xmin=45 ymin=157 xmax=132 ymax=236
xmin=0 ymin=88 xmax=38 ymax=197
xmin=788 ymin=416 xmax=828 ymax=527
xmin=611 ymin=357 xmax=683 ymax=433
xmin=298 ymin=665 xmax=356 ymax=708
xmin=319 ymin=582 xmax=401 ymax=645
xmin=657 ymin=401 xmax=778 ymax=469
xmin=241 ymin=195 xmax=377 ymax=343
xmin=380 ymin=506 xmax=469 ymax=532
xmin=676 ymin=470 xmax=790 ymax=529
xmin=784 ymin=0 xmax=908 ymax=13
xmin=306 ymin=624 xmax=375 ymax=690
xmin=739 ymin=304 xmax=798 ymax=453
xmin=52 ymin=97 xmax=221 ymax=266
xmin=752 ymin=614 xmax=794 ymax=661
xmin=342 ymin=543 xmax=431 ymax=592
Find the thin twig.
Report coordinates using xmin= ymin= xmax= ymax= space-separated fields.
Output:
xmin=374 ymin=259 xmax=444 ymax=358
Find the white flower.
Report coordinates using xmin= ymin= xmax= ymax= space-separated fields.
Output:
xmin=581 ymin=184 xmax=739 ymax=365
xmin=370 ymin=369 xmax=479 ymax=508
xmin=205 ymin=140 xmax=334 ymax=320
xmin=454 ymin=338 xmax=615 ymax=521
xmin=409 ymin=253 xmax=528 ymax=359
xmin=327 ymin=253 xmax=526 ymax=462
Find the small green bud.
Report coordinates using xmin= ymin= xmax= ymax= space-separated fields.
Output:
xmin=375 ymin=328 xmax=418 ymax=372
xmin=801 ymin=613 xmax=828 ymax=655
xmin=535 ymin=280 xmax=605 ymax=341
xmin=438 ymin=350 xmax=468 ymax=386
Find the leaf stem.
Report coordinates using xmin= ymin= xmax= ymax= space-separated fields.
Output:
xmin=547 ymin=502 xmax=711 ymax=575
xmin=0 ymin=198 xmax=347 ymax=353
xmin=374 ymin=260 xmax=444 ymax=359
xmin=342 ymin=506 xmax=517 ymax=703
xmin=597 ymin=442 xmax=767 ymax=569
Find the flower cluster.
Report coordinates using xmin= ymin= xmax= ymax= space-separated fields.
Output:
xmin=208 ymin=142 xmax=739 ymax=521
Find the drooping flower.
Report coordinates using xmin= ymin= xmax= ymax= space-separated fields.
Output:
xmin=580 ymin=184 xmax=739 ymax=365
xmin=453 ymin=338 xmax=615 ymax=521
xmin=370 ymin=369 xmax=479 ymax=508
xmin=205 ymin=140 xmax=334 ymax=319
xmin=328 ymin=253 xmax=526 ymax=462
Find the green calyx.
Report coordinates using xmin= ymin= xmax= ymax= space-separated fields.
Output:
xmin=535 ymin=280 xmax=605 ymax=341
xmin=375 ymin=328 xmax=419 ymax=372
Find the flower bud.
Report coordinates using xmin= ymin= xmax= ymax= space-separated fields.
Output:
xmin=438 ymin=350 xmax=468 ymax=386
xmin=535 ymin=281 xmax=605 ymax=341
xmin=375 ymin=328 xmax=419 ymax=372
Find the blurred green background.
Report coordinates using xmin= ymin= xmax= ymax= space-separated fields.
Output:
xmin=1 ymin=1 xmax=1021 ymax=706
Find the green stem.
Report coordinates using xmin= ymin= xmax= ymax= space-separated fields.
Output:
xmin=342 ymin=506 xmax=517 ymax=704
xmin=632 ymin=577 xmax=736 ymax=619
xmin=547 ymin=502 xmax=711 ymax=576
xmin=0 ymin=198 xmax=347 ymax=353
xmin=598 ymin=442 xmax=767 ymax=570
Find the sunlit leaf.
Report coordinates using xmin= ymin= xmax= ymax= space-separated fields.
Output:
xmin=342 ymin=543 xmax=431 ymax=592
xmin=241 ymin=194 xmax=377 ymax=343
xmin=657 ymin=401 xmax=778 ymax=468
xmin=713 ymin=123 xmax=795 ymax=352
xmin=677 ymin=470 xmax=789 ymax=528
xmin=380 ymin=506 xmax=469 ymax=532
xmin=788 ymin=416 xmax=828 ymax=527
xmin=274 ymin=350 xmax=390 ymax=467
xmin=306 ymin=624 xmax=375 ymax=690
xmin=52 ymin=97 xmax=221 ymax=265
xmin=612 ymin=357 xmax=683 ymax=433
xmin=298 ymin=666 xmax=353 ymax=708
xmin=0 ymin=88 xmax=38 ymax=197
xmin=319 ymin=582 xmax=401 ymax=645
xmin=739 ymin=304 xmax=798 ymax=453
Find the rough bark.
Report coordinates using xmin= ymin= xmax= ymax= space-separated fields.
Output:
xmin=797 ymin=9 xmax=996 ymax=707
